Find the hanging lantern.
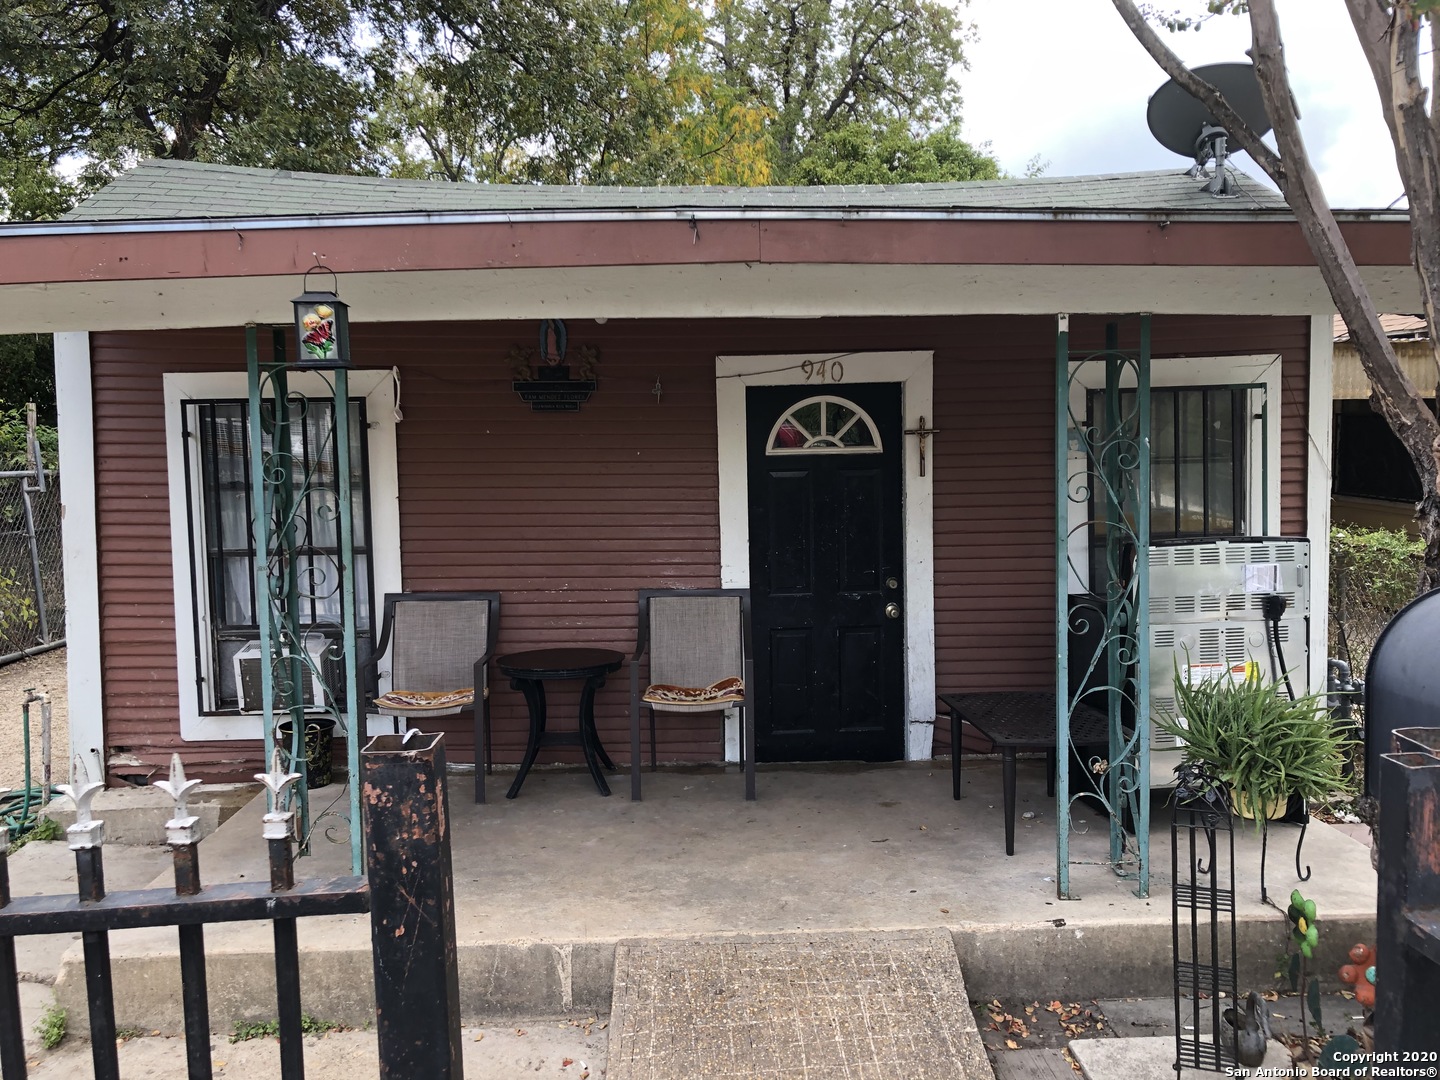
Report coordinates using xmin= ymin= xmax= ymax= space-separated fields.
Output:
xmin=292 ymin=266 xmax=350 ymax=368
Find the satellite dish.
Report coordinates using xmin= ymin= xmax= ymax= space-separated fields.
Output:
xmin=1147 ymin=62 xmax=1271 ymax=197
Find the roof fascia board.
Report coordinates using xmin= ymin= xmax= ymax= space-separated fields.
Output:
xmin=7 ymin=205 xmax=1403 ymax=238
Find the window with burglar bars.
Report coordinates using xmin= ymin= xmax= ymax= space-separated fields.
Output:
xmin=1088 ymin=386 xmax=1248 ymax=587
xmin=185 ymin=399 xmax=374 ymax=713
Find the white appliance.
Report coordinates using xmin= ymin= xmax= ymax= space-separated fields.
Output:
xmin=1147 ymin=537 xmax=1311 ymax=788
xmin=234 ymin=633 xmax=328 ymax=713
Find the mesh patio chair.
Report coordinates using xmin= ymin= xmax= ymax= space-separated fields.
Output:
xmin=361 ymin=591 xmax=500 ymax=803
xmin=629 ymin=589 xmax=755 ymax=801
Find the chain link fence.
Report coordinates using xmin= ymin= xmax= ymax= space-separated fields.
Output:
xmin=0 ymin=472 xmax=64 ymax=660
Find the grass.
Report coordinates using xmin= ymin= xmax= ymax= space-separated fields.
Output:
xmin=229 ymin=1015 xmax=346 ymax=1043
xmin=35 ymin=1003 xmax=65 ymax=1050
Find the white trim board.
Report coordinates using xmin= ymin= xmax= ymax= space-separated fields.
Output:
xmin=163 ymin=368 xmax=402 ymax=741
xmin=1306 ymin=317 xmax=1335 ymax=698
xmin=55 ymin=332 xmax=105 ymax=786
xmin=715 ymin=351 xmax=937 ymax=761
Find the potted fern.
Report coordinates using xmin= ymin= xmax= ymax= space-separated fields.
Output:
xmin=1154 ymin=664 xmax=1353 ymax=822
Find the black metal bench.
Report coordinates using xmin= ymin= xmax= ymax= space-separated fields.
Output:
xmin=939 ymin=691 xmax=1110 ymax=855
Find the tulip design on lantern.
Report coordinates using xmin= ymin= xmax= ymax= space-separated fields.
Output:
xmin=300 ymin=304 xmax=336 ymax=360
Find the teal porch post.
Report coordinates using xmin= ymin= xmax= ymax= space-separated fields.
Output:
xmin=247 ymin=317 xmax=364 ymax=873
xmin=1055 ymin=314 xmax=1151 ymax=899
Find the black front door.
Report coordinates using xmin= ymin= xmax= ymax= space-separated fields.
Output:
xmin=746 ymin=382 xmax=905 ymax=762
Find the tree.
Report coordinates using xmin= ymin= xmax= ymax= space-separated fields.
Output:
xmin=789 ymin=121 xmax=1000 ymax=185
xmin=1114 ymin=0 xmax=1440 ymax=592
xmin=706 ymin=0 xmax=971 ymax=179
xmin=0 ymin=335 xmax=55 ymax=426
xmin=0 ymin=0 xmax=396 ymax=184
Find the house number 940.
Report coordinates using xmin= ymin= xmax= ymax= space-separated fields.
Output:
xmin=801 ymin=359 xmax=844 ymax=382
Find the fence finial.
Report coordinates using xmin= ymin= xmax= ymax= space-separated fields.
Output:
xmin=154 ymin=753 xmax=204 ymax=846
xmin=256 ymin=751 xmax=302 ymax=842
xmin=55 ymin=777 xmax=105 ymax=850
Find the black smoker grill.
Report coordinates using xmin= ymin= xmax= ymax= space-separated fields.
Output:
xmin=1364 ymin=587 xmax=1440 ymax=797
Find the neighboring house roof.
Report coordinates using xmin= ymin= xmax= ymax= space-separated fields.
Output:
xmin=60 ymin=158 xmax=1291 ymax=223
xmin=1332 ymin=312 xmax=1428 ymax=342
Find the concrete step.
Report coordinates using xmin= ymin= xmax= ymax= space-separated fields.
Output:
xmin=41 ymin=784 xmax=255 ymax=845
xmin=606 ymin=929 xmax=993 ymax=1080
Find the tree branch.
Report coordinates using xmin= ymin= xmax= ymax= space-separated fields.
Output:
xmin=1109 ymin=0 xmax=1284 ymax=184
xmin=1248 ymin=0 xmax=1438 ymax=484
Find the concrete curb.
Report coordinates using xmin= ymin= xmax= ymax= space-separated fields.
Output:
xmin=53 ymin=914 xmax=1377 ymax=1036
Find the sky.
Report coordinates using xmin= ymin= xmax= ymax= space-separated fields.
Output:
xmin=957 ymin=0 xmax=1408 ymax=209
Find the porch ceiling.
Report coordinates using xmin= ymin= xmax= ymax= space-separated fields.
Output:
xmin=0 ymin=262 xmax=1424 ymax=334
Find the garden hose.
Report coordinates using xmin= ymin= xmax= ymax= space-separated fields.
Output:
xmin=3 ymin=691 xmax=59 ymax=840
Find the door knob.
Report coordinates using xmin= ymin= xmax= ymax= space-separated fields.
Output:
xmin=885 ymin=602 xmax=901 ymax=619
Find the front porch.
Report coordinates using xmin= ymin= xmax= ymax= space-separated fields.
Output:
xmin=54 ymin=757 xmax=1379 ymax=1030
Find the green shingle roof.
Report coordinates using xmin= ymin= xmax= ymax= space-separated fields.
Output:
xmin=61 ymin=158 xmax=1289 ymax=223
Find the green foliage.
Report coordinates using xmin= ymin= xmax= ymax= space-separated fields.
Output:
xmin=789 ymin=122 xmax=1000 ymax=186
xmin=0 ymin=408 xmax=56 ymax=470
xmin=0 ymin=338 xmax=55 ymax=425
xmin=709 ymin=0 xmax=969 ymax=179
xmin=35 ymin=1002 xmax=64 ymax=1049
xmin=1329 ymin=525 xmax=1425 ymax=670
xmin=0 ymin=567 xmax=38 ymax=645
xmin=2 ymin=0 xmax=982 ymax=205
xmin=230 ymin=1019 xmax=279 ymax=1042
xmin=0 ymin=0 xmax=397 ymax=197
xmin=6 ymin=815 xmax=62 ymax=854
xmin=1153 ymin=665 xmax=1354 ymax=828
xmin=230 ymin=1014 xmax=344 ymax=1042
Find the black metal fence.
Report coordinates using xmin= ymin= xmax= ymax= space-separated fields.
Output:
xmin=0 ymin=471 xmax=63 ymax=660
xmin=0 ymin=732 xmax=462 ymax=1079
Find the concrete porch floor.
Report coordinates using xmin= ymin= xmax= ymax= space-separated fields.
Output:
xmin=54 ymin=757 xmax=1379 ymax=1032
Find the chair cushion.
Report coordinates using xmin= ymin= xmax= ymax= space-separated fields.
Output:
xmin=643 ymin=677 xmax=744 ymax=706
xmin=374 ymin=687 xmax=475 ymax=711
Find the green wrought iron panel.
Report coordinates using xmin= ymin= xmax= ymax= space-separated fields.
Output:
xmin=1055 ymin=315 xmax=1151 ymax=899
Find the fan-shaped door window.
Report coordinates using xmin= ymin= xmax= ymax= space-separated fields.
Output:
xmin=766 ymin=395 xmax=883 ymax=454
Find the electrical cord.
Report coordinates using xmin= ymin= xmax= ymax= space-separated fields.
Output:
xmin=1261 ymin=592 xmax=1296 ymax=701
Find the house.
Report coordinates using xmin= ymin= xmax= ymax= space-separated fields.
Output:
xmin=0 ymin=159 xmax=1418 ymax=789
xmin=1331 ymin=313 xmax=1434 ymax=535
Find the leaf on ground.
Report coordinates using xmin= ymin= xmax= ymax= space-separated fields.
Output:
xmin=562 ymin=1059 xmax=574 ymax=1067
xmin=1005 ymin=1039 xmax=1019 ymax=1050
xmin=474 ymin=1033 xmax=484 ymax=1041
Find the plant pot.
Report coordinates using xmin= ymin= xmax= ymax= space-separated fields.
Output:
xmin=277 ymin=717 xmax=336 ymax=789
xmin=1230 ymin=788 xmax=1286 ymax=821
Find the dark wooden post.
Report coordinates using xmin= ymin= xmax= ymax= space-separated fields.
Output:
xmin=1375 ymin=745 xmax=1440 ymax=1053
xmin=0 ymin=827 xmax=26 ymax=1080
xmin=363 ymin=732 xmax=463 ymax=1079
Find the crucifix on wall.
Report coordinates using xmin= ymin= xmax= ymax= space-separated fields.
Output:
xmin=904 ymin=416 xmax=940 ymax=476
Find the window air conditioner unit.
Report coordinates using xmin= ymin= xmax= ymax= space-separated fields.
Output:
xmin=1147 ymin=537 xmax=1311 ymax=789
xmin=234 ymin=635 xmax=328 ymax=713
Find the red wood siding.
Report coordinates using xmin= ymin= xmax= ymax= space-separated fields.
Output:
xmin=88 ymin=316 xmax=1311 ymax=781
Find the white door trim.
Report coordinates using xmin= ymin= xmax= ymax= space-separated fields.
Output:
xmin=715 ymin=351 xmax=937 ymax=761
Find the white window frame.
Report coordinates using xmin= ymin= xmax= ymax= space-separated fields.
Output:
xmin=764 ymin=394 xmax=885 ymax=455
xmin=164 ymin=369 xmax=402 ymax=741
xmin=1064 ymin=353 xmax=1283 ymax=594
